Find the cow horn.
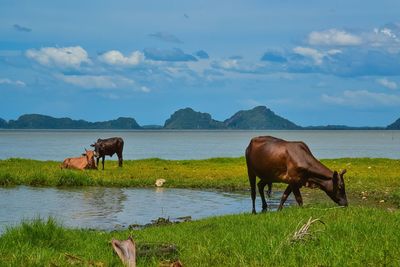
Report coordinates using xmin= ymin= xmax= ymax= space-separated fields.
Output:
xmin=340 ymin=169 xmax=347 ymax=176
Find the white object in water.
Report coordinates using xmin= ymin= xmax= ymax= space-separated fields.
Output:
xmin=155 ymin=179 xmax=166 ymax=187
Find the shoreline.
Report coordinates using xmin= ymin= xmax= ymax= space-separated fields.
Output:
xmin=0 ymin=157 xmax=399 ymax=265
xmin=1 ymin=157 xmax=399 ymax=206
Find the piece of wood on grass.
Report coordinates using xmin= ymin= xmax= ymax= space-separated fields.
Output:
xmin=111 ymin=236 xmax=136 ymax=267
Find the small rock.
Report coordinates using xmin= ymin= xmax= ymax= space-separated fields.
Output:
xmin=368 ymin=166 xmax=372 ymax=169
xmin=362 ymin=196 xmax=367 ymax=200
xmin=379 ymin=200 xmax=385 ymax=203
xmin=155 ymin=179 xmax=166 ymax=187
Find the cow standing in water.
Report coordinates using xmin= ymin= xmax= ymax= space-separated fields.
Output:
xmin=91 ymin=137 xmax=124 ymax=170
xmin=245 ymin=136 xmax=348 ymax=214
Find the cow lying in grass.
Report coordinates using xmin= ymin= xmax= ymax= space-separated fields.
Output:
xmin=61 ymin=149 xmax=97 ymax=170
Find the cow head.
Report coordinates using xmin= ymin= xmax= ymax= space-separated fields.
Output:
xmin=83 ymin=149 xmax=97 ymax=169
xmin=90 ymin=142 xmax=103 ymax=157
xmin=329 ymin=169 xmax=348 ymax=207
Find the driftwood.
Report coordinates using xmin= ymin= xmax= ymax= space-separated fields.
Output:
xmin=111 ymin=236 xmax=136 ymax=267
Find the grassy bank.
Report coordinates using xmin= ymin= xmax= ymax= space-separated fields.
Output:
xmin=1 ymin=157 xmax=399 ymax=266
xmin=0 ymin=206 xmax=399 ymax=266
xmin=1 ymin=157 xmax=399 ymax=206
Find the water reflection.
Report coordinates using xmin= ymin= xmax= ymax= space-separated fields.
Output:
xmin=75 ymin=187 xmax=127 ymax=219
xmin=0 ymin=186 xmax=292 ymax=234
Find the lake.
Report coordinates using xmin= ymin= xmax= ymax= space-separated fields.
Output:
xmin=0 ymin=130 xmax=399 ymax=160
xmin=0 ymin=186 xmax=287 ymax=234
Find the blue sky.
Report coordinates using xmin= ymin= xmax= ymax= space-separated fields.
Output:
xmin=1 ymin=0 xmax=400 ymax=126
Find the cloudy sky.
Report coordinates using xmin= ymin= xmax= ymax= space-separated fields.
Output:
xmin=1 ymin=0 xmax=400 ymax=126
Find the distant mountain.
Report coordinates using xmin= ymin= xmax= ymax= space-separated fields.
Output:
xmin=164 ymin=108 xmax=226 ymax=129
xmin=4 ymin=114 xmax=141 ymax=129
xmin=1 ymin=108 xmax=397 ymax=130
xmin=305 ymin=125 xmax=384 ymax=130
xmin=0 ymin=118 xmax=7 ymax=128
xmin=224 ymin=106 xmax=300 ymax=130
xmin=387 ymin=118 xmax=400 ymax=129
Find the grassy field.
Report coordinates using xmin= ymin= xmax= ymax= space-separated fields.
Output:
xmin=0 ymin=206 xmax=399 ymax=266
xmin=0 ymin=157 xmax=399 ymax=266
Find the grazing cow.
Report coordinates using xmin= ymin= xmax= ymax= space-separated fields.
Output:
xmin=61 ymin=149 xmax=97 ymax=170
xmin=245 ymin=136 xmax=348 ymax=213
xmin=91 ymin=137 xmax=124 ymax=170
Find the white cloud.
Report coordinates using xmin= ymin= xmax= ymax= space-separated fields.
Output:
xmin=140 ymin=86 xmax=151 ymax=93
xmin=58 ymin=74 xmax=150 ymax=93
xmin=99 ymin=50 xmax=144 ymax=66
xmin=26 ymin=46 xmax=90 ymax=68
xmin=293 ymin=47 xmax=343 ymax=65
xmin=293 ymin=47 xmax=325 ymax=65
xmin=369 ymin=25 xmax=400 ymax=53
xmin=211 ymin=59 xmax=265 ymax=73
xmin=377 ymin=78 xmax=397 ymax=90
xmin=307 ymin=24 xmax=400 ymax=53
xmin=0 ymin=78 xmax=26 ymax=87
xmin=60 ymin=75 xmax=118 ymax=89
xmin=308 ymin=29 xmax=362 ymax=46
xmin=326 ymin=49 xmax=342 ymax=56
xmin=322 ymin=90 xmax=400 ymax=107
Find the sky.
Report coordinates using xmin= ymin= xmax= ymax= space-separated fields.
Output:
xmin=1 ymin=0 xmax=400 ymax=127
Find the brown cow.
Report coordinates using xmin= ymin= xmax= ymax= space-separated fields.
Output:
xmin=61 ymin=149 xmax=97 ymax=170
xmin=90 ymin=137 xmax=124 ymax=170
xmin=245 ymin=136 xmax=348 ymax=214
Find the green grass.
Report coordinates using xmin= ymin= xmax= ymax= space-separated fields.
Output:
xmin=1 ymin=157 xmax=399 ymax=266
xmin=0 ymin=157 xmax=247 ymax=189
xmin=1 ymin=157 xmax=399 ymax=206
xmin=0 ymin=207 xmax=399 ymax=266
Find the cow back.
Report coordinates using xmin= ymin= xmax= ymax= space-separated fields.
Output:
xmin=246 ymin=136 xmax=332 ymax=184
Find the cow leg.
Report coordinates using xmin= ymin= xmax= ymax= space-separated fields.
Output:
xmin=101 ymin=156 xmax=105 ymax=170
xmin=96 ymin=157 xmax=100 ymax=169
xmin=248 ymin=170 xmax=257 ymax=214
xmin=266 ymin=182 xmax=272 ymax=198
xmin=117 ymin=152 xmax=123 ymax=167
xmin=292 ymin=186 xmax=303 ymax=207
xmin=257 ymin=179 xmax=268 ymax=212
xmin=278 ymin=185 xmax=292 ymax=211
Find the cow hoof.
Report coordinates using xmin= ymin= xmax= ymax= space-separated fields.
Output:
xmin=252 ymin=210 xmax=257 ymax=215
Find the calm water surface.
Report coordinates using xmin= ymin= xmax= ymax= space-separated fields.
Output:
xmin=0 ymin=130 xmax=399 ymax=160
xmin=0 ymin=186 xmax=286 ymax=234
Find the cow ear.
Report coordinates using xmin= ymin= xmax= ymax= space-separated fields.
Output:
xmin=85 ymin=148 xmax=88 ymax=152
xmin=82 ymin=153 xmax=86 ymax=156
xmin=340 ymin=169 xmax=347 ymax=176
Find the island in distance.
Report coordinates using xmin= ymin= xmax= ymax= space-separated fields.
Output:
xmin=0 ymin=106 xmax=398 ymax=130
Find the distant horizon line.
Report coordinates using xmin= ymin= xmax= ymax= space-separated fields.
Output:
xmin=0 ymin=107 xmax=397 ymax=129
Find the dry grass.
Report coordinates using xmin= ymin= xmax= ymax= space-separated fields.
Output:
xmin=290 ymin=217 xmax=325 ymax=243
